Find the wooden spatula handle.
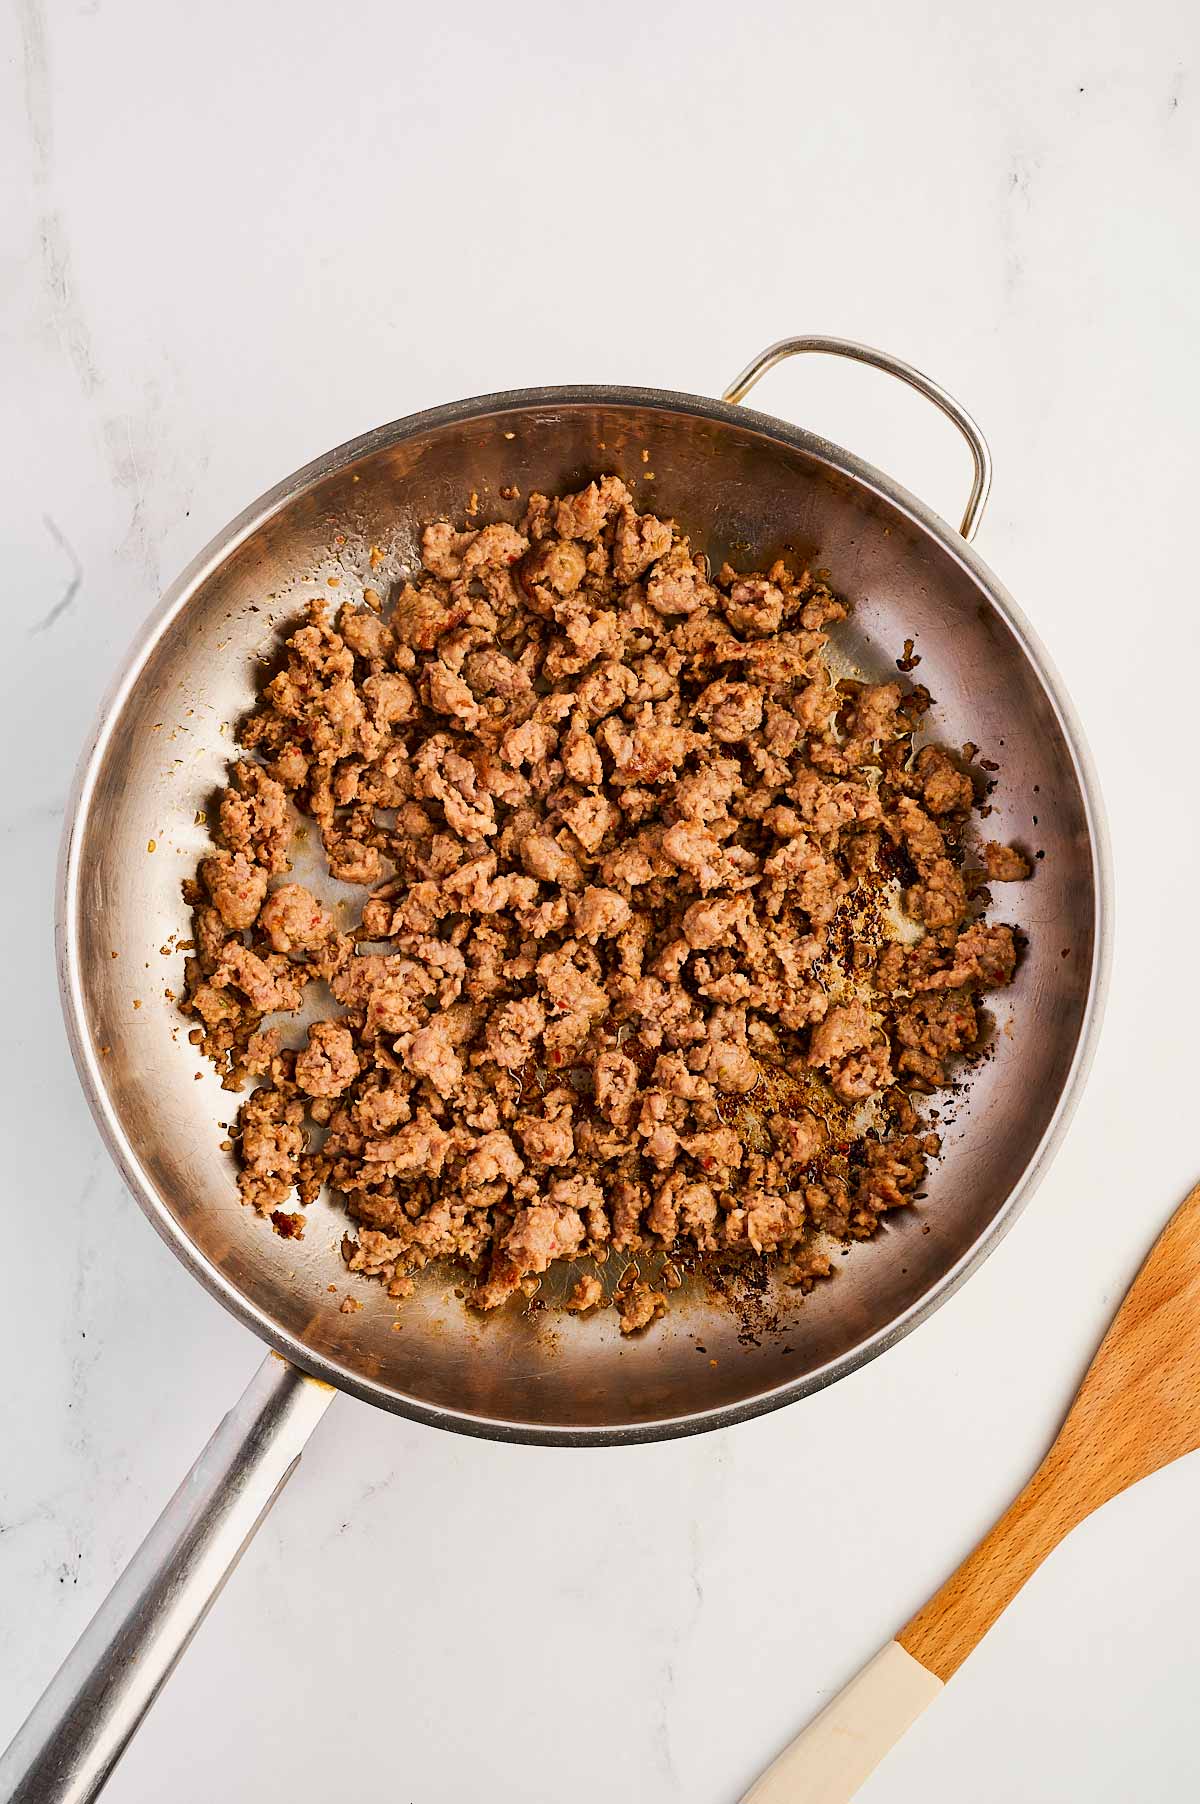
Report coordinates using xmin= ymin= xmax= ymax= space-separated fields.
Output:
xmin=898 ymin=1460 xmax=1071 ymax=1680
xmin=740 ymin=1461 xmax=1075 ymax=1801
xmin=739 ymin=1642 xmax=943 ymax=1803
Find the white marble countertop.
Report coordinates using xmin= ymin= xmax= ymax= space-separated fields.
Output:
xmin=3 ymin=2 xmax=1198 ymax=1798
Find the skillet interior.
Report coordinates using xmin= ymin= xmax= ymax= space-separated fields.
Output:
xmin=59 ymin=389 xmax=1105 ymax=1441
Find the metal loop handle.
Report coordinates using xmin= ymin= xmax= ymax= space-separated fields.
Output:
xmin=722 ymin=336 xmax=993 ymax=542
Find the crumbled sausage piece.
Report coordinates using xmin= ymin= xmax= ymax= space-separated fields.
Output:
xmin=561 ymin=715 xmax=604 ymax=787
xmin=219 ymin=761 xmax=292 ymax=873
xmin=681 ymin=896 xmax=746 ymax=951
xmin=576 ymin=659 xmax=639 ymax=722
xmin=573 ymin=886 xmax=631 ymax=942
xmin=421 ymin=521 xmax=476 ymax=578
xmin=907 ymin=860 xmax=969 ymax=930
xmin=552 ymin=476 xmax=631 ymax=541
xmin=243 ymin=1028 xmax=280 ymax=1076
xmin=295 ymin=1021 xmax=359 ymax=1098
xmin=521 ymin=834 xmax=584 ymax=890
xmin=326 ymin=836 xmax=382 ymax=886
xmin=565 ymin=1274 xmax=603 ymax=1313
xmin=269 ymin=742 xmax=310 ymax=790
xmin=894 ymin=796 xmax=946 ymax=867
xmin=724 ymin=577 xmax=784 ymax=638
xmin=848 ymin=684 xmax=901 ymax=744
xmin=693 ymin=679 xmax=764 ymax=744
xmin=260 ymin=883 xmax=335 ymax=953
xmin=392 ymin=583 xmax=464 ymax=650
xmin=363 ymin=671 xmax=417 ymax=723
xmin=617 ymin=1280 xmax=667 ymax=1335
xmin=461 ymin=522 xmax=528 ymax=573
xmin=427 ymin=662 xmax=481 ymax=729
xmin=611 ymin=506 xmax=673 ymax=584
xmin=516 ymin=1107 xmax=575 ymax=1168
xmin=486 ymin=996 xmax=546 ymax=1069
xmin=338 ymin=602 xmax=393 ymax=663
xmin=593 ymin=1050 xmax=640 ymax=1125
xmin=830 ymin=1042 xmax=892 ymax=1103
xmin=809 ymin=1000 xmax=873 ymax=1069
xmin=504 ymin=1202 xmax=585 ymax=1274
xmin=462 ymin=1129 xmax=524 ymax=1190
xmin=417 ymin=742 xmax=497 ymax=840
xmin=237 ymin=1083 xmax=307 ymax=1214
xmin=984 ymin=841 xmax=1032 ymax=881
xmin=705 ymin=1040 xmax=759 ymax=1095
xmin=645 ymin=544 xmax=713 ymax=616
xmin=661 ymin=822 xmax=727 ymax=891
xmin=399 ymin=1021 xmax=463 ymax=1099
xmin=919 ymin=921 xmax=1017 ymax=991
xmin=200 ymin=851 xmax=269 ymax=931
xmin=893 ymin=990 xmax=978 ymax=1088
xmin=768 ymin=1113 xmax=825 ymax=1173
xmin=363 ymin=1109 xmax=451 ymax=1176
xmin=462 ymin=649 xmax=529 ymax=700
xmin=915 ymin=745 xmax=974 ymax=816
xmin=521 ymin=538 xmax=588 ymax=612
xmin=212 ymin=943 xmax=307 ymax=1015
xmin=562 ymin=790 xmax=615 ymax=852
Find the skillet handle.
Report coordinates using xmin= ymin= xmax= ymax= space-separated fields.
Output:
xmin=722 ymin=336 xmax=993 ymax=541
xmin=0 ymin=1353 xmax=335 ymax=1804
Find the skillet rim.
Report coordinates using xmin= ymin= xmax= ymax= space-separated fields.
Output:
xmin=55 ymin=382 xmax=1113 ymax=1445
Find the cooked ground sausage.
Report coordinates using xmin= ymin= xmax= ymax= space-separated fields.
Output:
xmin=180 ymin=478 xmax=1027 ymax=1326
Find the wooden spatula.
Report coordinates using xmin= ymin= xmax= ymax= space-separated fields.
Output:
xmin=742 ymin=1180 xmax=1200 ymax=1803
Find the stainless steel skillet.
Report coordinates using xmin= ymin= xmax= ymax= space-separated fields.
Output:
xmin=3 ymin=338 xmax=1110 ymax=1802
